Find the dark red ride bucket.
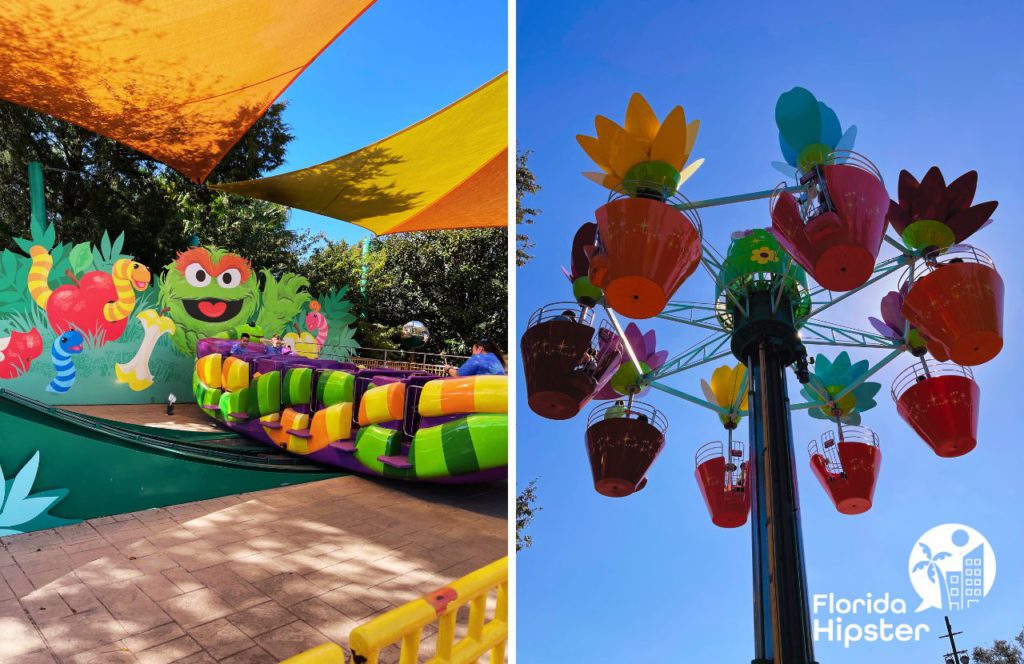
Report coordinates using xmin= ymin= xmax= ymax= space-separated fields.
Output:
xmin=808 ymin=429 xmax=881 ymax=515
xmin=521 ymin=305 xmax=621 ymax=420
xmin=590 ymin=197 xmax=701 ymax=319
xmin=771 ymin=157 xmax=889 ymax=292
xmin=694 ymin=441 xmax=750 ymax=528
xmin=901 ymin=250 xmax=1004 ymax=367
xmin=893 ymin=363 xmax=980 ymax=458
xmin=585 ymin=402 xmax=666 ymax=497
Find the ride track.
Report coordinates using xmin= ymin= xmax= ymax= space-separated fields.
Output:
xmin=520 ymin=90 xmax=1003 ymax=663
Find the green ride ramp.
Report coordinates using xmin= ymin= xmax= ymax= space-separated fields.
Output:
xmin=0 ymin=389 xmax=342 ymax=535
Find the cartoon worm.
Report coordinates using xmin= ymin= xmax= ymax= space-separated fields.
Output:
xmin=28 ymin=246 xmax=151 ymax=321
xmin=103 ymin=259 xmax=152 ymax=322
xmin=45 ymin=329 xmax=84 ymax=394
xmin=27 ymin=246 xmax=54 ymax=309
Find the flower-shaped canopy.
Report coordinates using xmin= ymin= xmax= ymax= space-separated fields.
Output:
xmin=577 ymin=93 xmax=704 ymax=195
xmin=699 ymin=363 xmax=748 ymax=429
xmin=868 ymin=284 xmax=929 ymax=354
xmin=885 ymin=167 xmax=998 ymax=250
xmin=773 ymin=87 xmax=857 ymax=178
xmin=596 ymin=322 xmax=668 ymax=399
xmin=799 ymin=352 xmax=881 ymax=425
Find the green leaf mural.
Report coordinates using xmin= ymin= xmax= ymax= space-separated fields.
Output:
xmin=0 ymin=452 xmax=78 ymax=536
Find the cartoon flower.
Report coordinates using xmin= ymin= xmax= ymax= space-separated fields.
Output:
xmin=750 ymin=247 xmax=778 ymax=265
xmin=773 ymin=87 xmax=857 ymax=177
xmin=577 ymin=93 xmax=704 ymax=194
xmin=594 ymin=322 xmax=668 ymax=399
xmin=799 ymin=352 xmax=881 ymax=425
xmin=699 ymin=363 xmax=748 ymax=429
xmin=868 ymin=284 xmax=929 ymax=354
xmin=886 ymin=167 xmax=997 ymax=250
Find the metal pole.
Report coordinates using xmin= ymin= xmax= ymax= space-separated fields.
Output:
xmin=748 ymin=340 xmax=817 ymax=664
xmin=940 ymin=615 xmax=968 ymax=663
xmin=28 ymin=161 xmax=45 ymax=229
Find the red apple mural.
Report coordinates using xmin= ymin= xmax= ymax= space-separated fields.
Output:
xmin=45 ymin=271 xmax=130 ymax=346
xmin=0 ymin=328 xmax=44 ymax=379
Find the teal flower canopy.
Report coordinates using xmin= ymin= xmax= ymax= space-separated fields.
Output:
xmin=773 ymin=87 xmax=858 ymax=178
xmin=799 ymin=352 xmax=881 ymax=425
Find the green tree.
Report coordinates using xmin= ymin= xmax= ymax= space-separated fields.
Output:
xmin=973 ymin=628 xmax=1024 ymax=664
xmin=0 ymin=100 xmax=299 ymax=272
xmin=516 ymin=147 xmax=540 ymax=266
xmin=516 ymin=479 xmax=541 ymax=551
xmin=300 ymin=228 xmax=507 ymax=355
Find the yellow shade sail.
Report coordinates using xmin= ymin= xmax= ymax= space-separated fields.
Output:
xmin=0 ymin=0 xmax=376 ymax=182
xmin=213 ymin=72 xmax=508 ymax=235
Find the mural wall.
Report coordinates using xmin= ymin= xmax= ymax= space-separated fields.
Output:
xmin=0 ymin=217 xmax=357 ymax=405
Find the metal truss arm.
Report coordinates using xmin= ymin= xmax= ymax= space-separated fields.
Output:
xmin=646 ymin=331 xmax=733 ymax=381
xmin=799 ymin=320 xmax=902 ymax=350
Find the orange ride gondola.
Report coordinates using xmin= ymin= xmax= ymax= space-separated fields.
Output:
xmin=770 ymin=151 xmax=889 ymax=292
xmin=589 ymin=190 xmax=703 ymax=319
xmin=900 ymin=245 xmax=1004 ymax=366
xmin=807 ymin=426 xmax=881 ymax=515
xmin=520 ymin=303 xmax=623 ymax=420
xmin=892 ymin=361 xmax=980 ymax=458
xmin=694 ymin=440 xmax=750 ymax=528
xmin=585 ymin=401 xmax=667 ymax=497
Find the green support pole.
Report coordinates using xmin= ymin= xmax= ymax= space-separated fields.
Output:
xmin=28 ymin=161 xmax=45 ymax=229
xmin=360 ymin=237 xmax=370 ymax=315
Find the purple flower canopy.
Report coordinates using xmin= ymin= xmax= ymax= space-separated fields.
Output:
xmin=868 ymin=283 xmax=910 ymax=340
xmin=594 ymin=322 xmax=668 ymax=400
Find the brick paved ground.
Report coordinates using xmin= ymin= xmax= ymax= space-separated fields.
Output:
xmin=0 ymin=476 xmax=506 ymax=663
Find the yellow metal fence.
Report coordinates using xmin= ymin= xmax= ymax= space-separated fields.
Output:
xmin=280 ymin=557 xmax=508 ymax=664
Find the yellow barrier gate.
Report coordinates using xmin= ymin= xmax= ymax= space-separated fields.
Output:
xmin=351 ymin=556 xmax=508 ymax=664
xmin=280 ymin=557 xmax=508 ymax=664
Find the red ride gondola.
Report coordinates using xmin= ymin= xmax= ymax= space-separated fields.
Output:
xmin=520 ymin=303 xmax=623 ymax=420
xmin=808 ymin=426 xmax=881 ymax=515
xmin=694 ymin=440 xmax=750 ymax=528
xmin=589 ymin=190 xmax=702 ymax=319
xmin=585 ymin=401 xmax=667 ymax=497
xmin=770 ymin=151 xmax=889 ymax=292
xmin=892 ymin=361 xmax=979 ymax=458
xmin=900 ymin=245 xmax=1004 ymax=366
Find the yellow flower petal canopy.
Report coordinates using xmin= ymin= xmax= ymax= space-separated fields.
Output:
xmin=700 ymin=363 xmax=748 ymax=428
xmin=213 ymin=73 xmax=508 ymax=235
xmin=576 ymin=93 xmax=703 ymax=192
xmin=0 ymin=0 xmax=376 ymax=183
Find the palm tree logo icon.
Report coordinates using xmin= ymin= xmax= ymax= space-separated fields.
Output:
xmin=909 ymin=525 xmax=995 ymax=613
xmin=912 ymin=542 xmax=952 ymax=609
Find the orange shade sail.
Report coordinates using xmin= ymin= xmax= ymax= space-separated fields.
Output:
xmin=213 ymin=72 xmax=508 ymax=235
xmin=0 ymin=0 xmax=376 ymax=183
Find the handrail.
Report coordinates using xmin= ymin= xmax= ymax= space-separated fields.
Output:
xmin=897 ymin=244 xmax=996 ymax=291
xmin=586 ymin=399 xmax=669 ymax=433
xmin=891 ymin=360 xmax=973 ymax=401
xmin=348 ymin=556 xmax=508 ymax=664
xmin=526 ymin=301 xmax=596 ymax=328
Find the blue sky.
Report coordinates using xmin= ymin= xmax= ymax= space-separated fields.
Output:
xmin=269 ymin=0 xmax=507 ymax=245
xmin=516 ymin=1 xmax=1024 ymax=661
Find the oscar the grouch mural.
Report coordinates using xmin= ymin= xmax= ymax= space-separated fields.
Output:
xmin=158 ymin=246 xmax=311 ymax=355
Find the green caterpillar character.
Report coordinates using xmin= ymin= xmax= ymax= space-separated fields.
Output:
xmin=158 ymin=246 xmax=311 ymax=355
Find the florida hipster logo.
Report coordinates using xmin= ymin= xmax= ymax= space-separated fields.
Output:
xmin=908 ymin=524 xmax=995 ymax=613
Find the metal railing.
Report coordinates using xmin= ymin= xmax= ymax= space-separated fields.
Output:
xmin=809 ymin=426 xmax=879 ymax=476
xmin=348 ymin=557 xmax=508 ymax=664
xmin=695 ymin=440 xmax=747 ymax=489
xmin=891 ymin=360 xmax=974 ymax=402
xmin=897 ymin=244 xmax=997 ymax=291
xmin=586 ymin=399 xmax=669 ymax=434
xmin=525 ymin=301 xmax=596 ymax=329
xmin=606 ymin=180 xmax=704 ymax=237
